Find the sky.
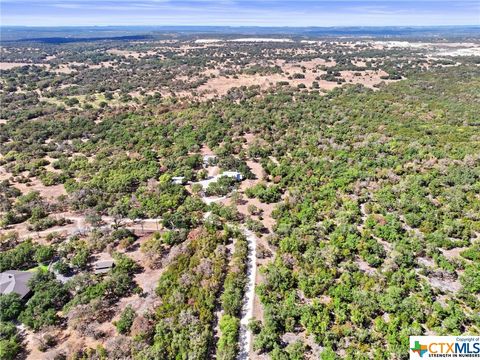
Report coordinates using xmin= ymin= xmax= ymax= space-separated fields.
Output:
xmin=1 ymin=0 xmax=479 ymax=27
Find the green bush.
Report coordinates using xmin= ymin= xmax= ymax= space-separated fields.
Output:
xmin=216 ymin=315 xmax=240 ymax=360
xmin=0 ymin=294 xmax=22 ymax=321
xmin=115 ymin=305 xmax=136 ymax=335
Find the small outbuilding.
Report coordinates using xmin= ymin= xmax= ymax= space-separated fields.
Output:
xmin=93 ymin=260 xmax=115 ymax=275
xmin=172 ymin=176 xmax=186 ymax=185
xmin=0 ymin=270 xmax=34 ymax=299
xmin=202 ymin=155 xmax=217 ymax=167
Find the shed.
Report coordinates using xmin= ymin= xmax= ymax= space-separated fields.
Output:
xmin=93 ymin=260 xmax=115 ymax=274
xmin=172 ymin=176 xmax=186 ymax=185
xmin=202 ymin=155 xmax=217 ymax=167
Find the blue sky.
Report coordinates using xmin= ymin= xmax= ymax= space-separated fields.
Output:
xmin=1 ymin=0 xmax=479 ymax=27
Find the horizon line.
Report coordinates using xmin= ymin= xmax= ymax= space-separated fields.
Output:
xmin=2 ymin=24 xmax=480 ymax=28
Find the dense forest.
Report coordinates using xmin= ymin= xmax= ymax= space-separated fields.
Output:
xmin=0 ymin=35 xmax=479 ymax=360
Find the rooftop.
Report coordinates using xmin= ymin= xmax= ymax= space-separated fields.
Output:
xmin=0 ymin=270 xmax=34 ymax=299
xmin=93 ymin=259 xmax=115 ymax=274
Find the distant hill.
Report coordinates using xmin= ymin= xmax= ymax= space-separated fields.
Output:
xmin=1 ymin=25 xmax=480 ymax=42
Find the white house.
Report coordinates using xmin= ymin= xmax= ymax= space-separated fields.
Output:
xmin=221 ymin=171 xmax=243 ymax=181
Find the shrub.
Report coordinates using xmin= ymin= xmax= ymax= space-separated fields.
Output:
xmin=115 ymin=305 xmax=136 ymax=335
